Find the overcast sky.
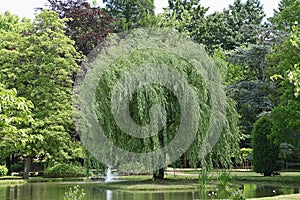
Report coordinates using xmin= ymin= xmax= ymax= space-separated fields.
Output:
xmin=0 ymin=0 xmax=280 ymax=20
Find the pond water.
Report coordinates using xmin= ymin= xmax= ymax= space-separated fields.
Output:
xmin=0 ymin=181 xmax=299 ymax=200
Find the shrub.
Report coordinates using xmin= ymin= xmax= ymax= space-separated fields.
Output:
xmin=64 ymin=185 xmax=86 ymax=200
xmin=0 ymin=165 xmax=8 ymax=176
xmin=252 ymin=116 xmax=280 ymax=176
xmin=44 ymin=163 xmax=85 ymax=178
xmin=10 ymin=163 xmax=24 ymax=173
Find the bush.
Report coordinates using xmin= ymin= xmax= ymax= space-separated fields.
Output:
xmin=0 ymin=165 xmax=8 ymax=176
xmin=10 ymin=163 xmax=24 ymax=173
xmin=44 ymin=163 xmax=85 ymax=178
xmin=252 ymin=116 xmax=280 ymax=176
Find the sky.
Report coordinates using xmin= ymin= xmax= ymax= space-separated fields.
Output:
xmin=0 ymin=0 xmax=281 ymax=20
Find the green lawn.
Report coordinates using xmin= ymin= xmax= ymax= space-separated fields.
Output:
xmin=250 ymin=193 xmax=300 ymax=200
xmin=165 ymin=168 xmax=300 ymax=184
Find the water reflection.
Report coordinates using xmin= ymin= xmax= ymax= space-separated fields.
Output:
xmin=106 ymin=190 xmax=112 ymax=200
xmin=0 ymin=182 xmax=299 ymax=200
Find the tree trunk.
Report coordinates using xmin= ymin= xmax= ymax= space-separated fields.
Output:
xmin=6 ymin=156 xmax=11 ymax=175
xmin=23 ymin=156 xmax=32 ymax=179
xmin=153 ymin=168 xmax=164 ymax=179
xmin=263 ymin=171 xmax=271 ymax=176
xmin=183 ymin=153 xmax=187 ymax=168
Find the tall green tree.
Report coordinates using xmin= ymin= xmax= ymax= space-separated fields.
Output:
xmin=267 ymin=26 xmax=300 ymax=156
xmin=158 ymin=0 xmax=208 ymax=43
xmin=0 ymin=10 xmax=82 ymax=178
xmin=196 ymin=12 xmax=230 ymax=53
xmin=252 ymin=116 xmax=280 ymax=176
xmin=78 ymin=29 xmax=241 ymax=179
xmin=272 ymin=0 xmax=300 ymax=30
xmin=160 ymin=0 xmax=265 ymax=52
xmin=227 ymin=44 xmax=272 ymax=81
xmin=227 ymin=81 xmax=275 ymax=147
xmin=0 ymin=84 xmax=34 ymax=161
xmin=267 ymin=26 xmax=300 ymax=97
xmin=222 ymin=0 xmax=265 ymax=50
xmin=103 ymin=0 xmax=155 ymax=31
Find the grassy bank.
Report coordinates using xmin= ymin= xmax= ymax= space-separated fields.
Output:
xmin=166 ymin=168 xmax=300 ymax=184
xmin=0 ymin=176 xmax=87 ymax=185
xmin=230 ymin=170 xmax=300 ymax=184
xmin=98 ymin=177 xmax=201 ymax=191
xmin=250 ymin=193 xmax=300 ymax=200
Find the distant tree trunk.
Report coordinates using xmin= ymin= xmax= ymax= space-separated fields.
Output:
xmin=6 ymin=156 xmax=11 ymax=175
xmin=153 ymin=168 xmax=164 ymax=179
xmin=23 ymin=156 xmax=32 ymax=179
xmin=183 ymin=153 xmax=187 ymax=168
xmin=263 ymin=171 xmax=271 ymax=176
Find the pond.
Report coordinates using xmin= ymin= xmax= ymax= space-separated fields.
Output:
xmin=0 ymin=181 xmax=299 ymax=200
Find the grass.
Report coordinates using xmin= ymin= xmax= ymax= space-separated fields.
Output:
xmin=250 ymin=193 xmax=300 ymax=200
xmin=0 ymin=176 xmax=87 ymax=185
xmin=0 ymin=179 xmax=26 ymax=185
xmin=167 ymin=168 xmax=300 ymax=184
xmin=99 ymin=176 xmax=201 ymax=191
xmin=27 ymin=177 xmax=87 ymax=183
xmin=229 ymin=170 xmax=300 ymax=184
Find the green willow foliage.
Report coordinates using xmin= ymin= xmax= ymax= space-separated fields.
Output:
xmin=78 ymin=28 xmax=240 ymax=172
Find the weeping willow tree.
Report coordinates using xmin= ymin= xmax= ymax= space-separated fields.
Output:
xmin=75 ymin=28 xmax=240 ymax=179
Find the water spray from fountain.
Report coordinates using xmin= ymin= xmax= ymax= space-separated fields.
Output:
xmin=105 ymin=167 xmax=114 ymax=182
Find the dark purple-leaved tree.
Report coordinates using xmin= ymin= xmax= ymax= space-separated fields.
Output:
xmin=43 ymin=0 xmax=114 ymax=55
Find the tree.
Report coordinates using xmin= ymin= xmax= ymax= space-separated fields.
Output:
xmin=44 ymin=0 xmax=114 ymax=55
xmin=103 ymin=0 xmax=155 ymax=31
xmin=76 ymin=29 xmax=241 ymax=179
xmin=267 ymin=25 xmax=300 ymax=97
xmin=266 ymin=26 xmax=300 ymax=152
xmin=195 ymin=12 xmax=230 ymax=53
xmin=272 ymin=0 xmax=300 ymax=30
xmin=224 ymin=22 xmax=285 ymax=146
xmin=227 ymin=44 xmax=272 ymax=81
xmin=158 ymin=0 xmax=208 ymax=46
xmin=221 ymin=0 xmax=265 ymax=50
xmin=0 ymin=10 xmax=82 ymax=178
xmin=252 ymin=116 xmax=280 ymax=176
xmin=0 ymin=84 xmax=34 ymax=161
xmin=227 ymin=81 xmax=275 ymax=147
xmin=271 ymin=97 xmax=300 ymax=148
xmin=159 ymin=0 xmax=265 ymax=53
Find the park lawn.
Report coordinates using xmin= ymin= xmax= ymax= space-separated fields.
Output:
xmin=0 ymin=176 xmax=87 ymax=185
xmin=165 ymin=168 xmax=300 ymax=184
xmin=230 ymin=170 xmax=300 ymax=184
xmin=250 ymin=193 xmax=300 ymax=200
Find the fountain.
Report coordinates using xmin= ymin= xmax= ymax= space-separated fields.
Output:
xmin=105 ymin=167 xmax=114 ymax=182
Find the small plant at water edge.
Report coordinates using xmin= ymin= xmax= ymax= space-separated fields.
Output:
xmin=218 ymin=170 xmax=231 ymax=187
xmin=0 ymin=165 xmax=8 ymax=176
xmin=199 ymin=169 xmax=209 ymax=188
xmin=230 ymin=190 xmax=245 ymax=200
xmin=64 ymin=185 xmax=86 ymax=200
